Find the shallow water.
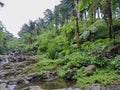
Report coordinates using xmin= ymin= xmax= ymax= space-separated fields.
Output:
xmin=7 ymin=84 xmax=17 ymax=90
xmin=0 ymin=57 xmax=9 ymax=65
xmin=17 ymin=79 xmax=75 ymax=90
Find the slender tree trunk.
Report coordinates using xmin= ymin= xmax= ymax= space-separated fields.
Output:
xmin=75 ymin=16 xmax=80 ymax=48
xmin=106 ymin=0 xmax=114 ymax=39
xmin=97 ymin=8 xmax=100 ymax=19
xmin=74 ymin=0 xmax=80 ymax=48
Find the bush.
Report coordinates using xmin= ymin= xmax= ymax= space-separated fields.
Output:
xmin=37 ymin=31 xmax=55 ymax=54
xmin=58 ymin=52 xmax=94 ymax=78
xmin=74 ymin=69 xmax=117 ymax=88
xmin=91 ymin=55 xmax=109 ymax=67
xmin=81 ymin=39 xmax=111 ymax=54
xmin=32 ymin=59 xmax=57 ymax=72
xmin=111 ymin=55 xmax=120 ymax=70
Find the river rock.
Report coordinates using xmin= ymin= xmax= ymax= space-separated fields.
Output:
xmin=0 ymin=83 xmax=8 ymax=90
xmin=26 ymin=73 xmax=43 ymax=83
xmin=43 ymin=71 xmax=57 ymax=79
xmin=21 ymin=86 xmax=43 ymax=90
xmin=8 ymin=56 xmax=16 ymax=62
xmin=16 ymin=55 xmax=38 ymax=62
xmin=89 ymin=84 xmax=101 ymax=90
xmin=3 ymin=64 xmax=12 ymax=69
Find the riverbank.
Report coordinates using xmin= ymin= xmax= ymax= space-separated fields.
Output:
xmin=0 ymin=54 xmax=120 ymax=90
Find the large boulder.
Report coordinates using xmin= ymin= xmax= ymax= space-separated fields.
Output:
xmin=89 ymin=84 xmax=101 ymax=90
xmin=84 ymin=65 xmax=96 ymax=72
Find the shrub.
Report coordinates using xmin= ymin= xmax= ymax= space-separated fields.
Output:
xmin=75 ymin=69 xmax=117 ymax=88
xmin=81 ymin=39 xmax=111 ymax=54
xmin=32 ymin=59 xmax=57 ymax=72
xmin=111 ymin=55 xmax=120 ymax=70
xmin=91 ymin=55 xmax=109 ymax=67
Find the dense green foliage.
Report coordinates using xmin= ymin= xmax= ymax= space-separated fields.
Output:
xmin=0 ymin=0 xmax=120 ymax=88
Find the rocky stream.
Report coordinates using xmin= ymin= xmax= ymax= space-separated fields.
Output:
xmin=0 ymin=53 xmax=120 ymax=90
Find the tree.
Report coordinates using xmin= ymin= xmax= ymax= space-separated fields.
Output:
xmin=105 ymin=0 xmax=113 ymax=39
xmin=35 ymin=18 xmax=45 ymax=35
xmin=44 ymin=9 xmax=53 ymax=24
xmin=74 ymin=0 xmax=80 ymax=48
xmin=18 ymin=20 xmax=36 ymax=44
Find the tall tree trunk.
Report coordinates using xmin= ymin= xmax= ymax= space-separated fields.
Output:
xmin=74 ymin=0 xmax=80 ymax=48
xmin=75 ymin=16 xmax=80 ymax=48
xmin=97 ymin=8 xmax=100 ymax=19
xmin=106 ymin=0 xmax=114 ymax=39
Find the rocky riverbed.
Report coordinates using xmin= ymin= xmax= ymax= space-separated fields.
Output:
xmin=0 ymin=54 xmax=40 ymax=90
xmin=0 ymin=54 xmax=120 ymax=90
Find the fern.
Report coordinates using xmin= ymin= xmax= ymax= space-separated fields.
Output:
xmin=78 ymin=0 xmax=95 ymax=11
xmin=80 ymin=20 xmax=108 ymax=40
xmin=47 ymin=49 xmax=58 ymax=60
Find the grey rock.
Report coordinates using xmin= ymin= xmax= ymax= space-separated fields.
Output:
xmin=21 ymin=86 xmax=43 ymax=90
xmin=26 ymin=73 xmax=43 ymax=82
xmin=0 ymin=83 xmax=8 ymax=90
xmin=84 ymin=65 xmax=96 ymax=72
xmin=89 ymin=84 xmax=101 ymax=90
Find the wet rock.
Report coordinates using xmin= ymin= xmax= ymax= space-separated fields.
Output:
xmin=84 ymin=65 xmax=96 ymax=72
xmin=21 ymin=86 xmax=43 ymax=90
xmin=7 ymin=77 xmax=24 ymax=85
xmin=23 ymin=79 xmax=30 ymax=84
xmin=89 ymin=84 xmax=101 ymax=90
xmin=26 ymin=73 xmax=43 ymax=83
xmin=16 ymin=78 xmax=25 ymax=84
xmin=7 ymin=84 xmax=17 ymax=90
xmin=16 ymin=55 xmax=38 ymax=62
xmin=0 ymin=71 xmax=8 ymax=77
xmin=0 ymin=55 xmax=6 ymax=61
xmin=0 ymin=83 xmax=8 ymax=90
xmin=105 ymin=85 xmax=120 ymax=90
xmin=5 ymin=70 xmax=16 ymax=76
xmin=3 ymin=64 xmax=12 ymax=69
xmin=0 ymin=79 xmax=8 ymax=83
xmin=7 ymin=76 xmax=29 ymax=85
xmin=43 ymin=71 xmax=57 ymax=79
xmin=8 ymin=56 xmax=16 ymax=62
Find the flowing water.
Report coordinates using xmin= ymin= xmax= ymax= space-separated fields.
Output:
xmin=0 ymin=54 xmax=74 ymax=90
xmin=0 ymin=54 xmax=120 ymax=90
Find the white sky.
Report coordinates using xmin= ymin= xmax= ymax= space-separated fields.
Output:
xmin=0 ymin=0 xmax=60 ymax=37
